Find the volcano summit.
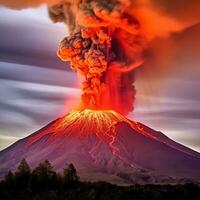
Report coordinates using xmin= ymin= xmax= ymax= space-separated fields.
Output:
xmin=0 ymin=109 xmax=200 ymax=184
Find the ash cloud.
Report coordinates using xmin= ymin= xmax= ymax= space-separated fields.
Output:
xmin=150 ymin=0 xmax=200 ymax=22
xmin=3 ymin=0 xmax=195 ymax=42
xmin=48 ymin=0 xmax=200 ymax=115
xmin=1 ymin=0 xmax=200 ymax=115
xmin=0 ymin=0 xmax=58 ymax=9
xmin=48 ymin=0 xmax=147 ymax=114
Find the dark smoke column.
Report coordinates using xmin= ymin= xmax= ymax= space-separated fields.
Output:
xmin=49 ymin=0 xmax=146 ymax=115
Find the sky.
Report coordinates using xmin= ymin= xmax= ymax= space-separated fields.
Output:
xmin=0 ymin=5 xmax=200 ymax=152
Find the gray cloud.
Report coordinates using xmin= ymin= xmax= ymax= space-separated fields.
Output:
xmin=0 ymin=7 xmax=67 ymax=70
xmin=0 ymin=61 xmax=76 ymax=86
xmin=0 ymin=72 xmax=80 ymax=137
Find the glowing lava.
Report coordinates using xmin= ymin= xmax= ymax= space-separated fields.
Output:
xmin=58 ymin=109 xmax=159 ymax=139
xmin=57 ymin=109 xmax=132 ymax=136
xmin=27 ymin=109 xmax=158 ymax=147
xmin=27 ymin=109 xmax=155 ymax=169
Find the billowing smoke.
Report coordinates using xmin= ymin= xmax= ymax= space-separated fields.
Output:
xmin=48 ymin=0 xmax=146 ymax=114
xmin=1 ymin=0 xmax=200 ymax=115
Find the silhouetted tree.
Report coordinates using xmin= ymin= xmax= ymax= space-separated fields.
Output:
xmin=1 ymin=159 xmax=200 ymax=200
xmin=15 ymin=158 xmax=31 ymax=175
xmin=63 ymin=163 xmax=79 ymax=185
xmin=5 ymin=170 xmax=14 ymax=182
xmin=30 ymin=160 xmax=57 ymax=192
xmin=14 ymin=158 xmax=31 ymax=189
xmin=4 ymin=170 xmax=14 ymax=190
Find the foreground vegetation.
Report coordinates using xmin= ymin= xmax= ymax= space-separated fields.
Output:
xmin=0 ymin=159 xmax=200 ymax=200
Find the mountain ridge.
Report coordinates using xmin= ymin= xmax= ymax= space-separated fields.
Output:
xmin=0 ymin=109 xmax=200 ymax=184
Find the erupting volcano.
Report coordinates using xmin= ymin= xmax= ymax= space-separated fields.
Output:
xmin=1 ymin=109 xmax=200 ymax=184
xmin=0 ymin=0 xmax=200 ymax=185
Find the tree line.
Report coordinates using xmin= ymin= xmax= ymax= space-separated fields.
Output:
xmin=0 ymin=159 xmax=200 ymax=200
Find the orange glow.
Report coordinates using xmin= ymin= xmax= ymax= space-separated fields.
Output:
xmin=27 ymin=109 xmax=158 ymax=146
xmin=55 ymin=1 xmax=146 ymax=115
xmin=51 ymin=0 xmax=200 ymax=115
xmin=24 ymin=108 xmax=161 ymax=171
xmin=57 ymin=109 xmax=131 ymax=137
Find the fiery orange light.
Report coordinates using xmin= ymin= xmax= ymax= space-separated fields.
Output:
xmin=25 ymin=108 xmax=161 ymax=169
xmin=49 ymin=1 xmax=146 ymax=115
xmin=58 ymin=109 xmax=131 ymax=137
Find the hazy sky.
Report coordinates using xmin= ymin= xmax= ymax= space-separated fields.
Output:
xmin=0 ymin=5 xmax=200 ymax=152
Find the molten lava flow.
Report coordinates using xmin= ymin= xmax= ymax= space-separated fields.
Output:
xmin=56 ymin=109 xmax=130 ymax=137
xmin=58 ymin=109 xmax=158 ymax=139
xmin=27 ymin=109 xmax=128 ymax=146
xmin=26 ymin=109 xmax=159 ymax=169
xmin=49 ymin=0 xmax=146 ymax=115
xmin=27 ymin=107 xmax=159 ymax=150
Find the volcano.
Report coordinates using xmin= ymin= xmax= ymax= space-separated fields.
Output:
xmin=0 ymin=109 xmax=200 ymax=184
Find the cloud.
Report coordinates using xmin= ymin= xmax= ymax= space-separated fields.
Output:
xmin=0 ymin=7 xmax=67 ymax=70
xmin=0 ymin=70 xmax=80 ymax=143
xmin=0 ymin=61 xmax=77 ymax=86
xmin=150 ymin=0 xmax=200 ymax=24
xmin=0 ymin=0 xmax=59 ymax=9
xmin=0 ymin=134 xmax=20 ymax=150
xmin=132 ymin=93 xmax=200 ymax=153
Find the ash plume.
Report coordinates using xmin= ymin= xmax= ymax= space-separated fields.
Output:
xmin=1 ymin=0 xmax=200 ymax=115
xmin=48 ymin=0 xmax=146 ymax=114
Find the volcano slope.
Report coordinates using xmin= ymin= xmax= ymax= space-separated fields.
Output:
xmin=0 ymin=109 xmax=200 ymax=184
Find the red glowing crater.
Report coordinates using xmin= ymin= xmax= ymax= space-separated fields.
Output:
xmin=27 ymin=109 xmax=158 ymax=146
